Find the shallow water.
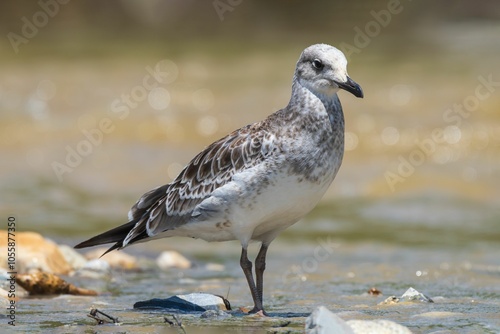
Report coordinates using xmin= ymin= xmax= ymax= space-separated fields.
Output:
xmin=7 ymin=237 xmax=500 ymax=333
xmin=4 ymin=195 xmax=500 ymax=333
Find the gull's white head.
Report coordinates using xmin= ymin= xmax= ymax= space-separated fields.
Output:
xmin=295 ymin=44 xmax=363 ymax=99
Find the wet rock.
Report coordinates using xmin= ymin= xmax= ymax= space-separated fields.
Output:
xmin=305 ymin=306 xmax=355 ymax=334
xmin=400 ymin=287 xmax=433 ymax=303
xmin=0 ymin=231 xmax=71 ymax=274
xmin=84 ymin=248 xmax=137 ymax=269
xmin=156 ymin=251 xmax=191 ymax=270
xmin=75 ymin=259 xmax=111 ymax=279
xmin=200 ymin=309 xmax=232 ymax=320
xmin=134 ymin=293 xmax=230 ymax=312
xmin=16 ymin=272 xmax=98 ymax=296
xmin=346 ymin=319 xmax=413 ymax=334
xmin=378 ymin=296 xmax=400 ymax=305
xmin=134 ymin=297 xmax=204 ymax=312
xmin=58 ymin=245 xmax=87 ymax=270
xmin=378 ymin=287 xmax=433 ymax=305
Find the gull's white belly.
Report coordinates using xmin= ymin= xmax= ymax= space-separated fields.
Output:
xmin=167 ymin=163 xmax=337 ymax=244
xmin=237 ymin=174 xmax=331 ymax=240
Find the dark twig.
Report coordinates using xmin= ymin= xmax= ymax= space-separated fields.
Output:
xmin=164 ymin=313 xmax=186 ymax=334
xmin=164 ymin=316 xmax=175 ymax=326
xmin=88 ymin=308 xmax=119 ymax=325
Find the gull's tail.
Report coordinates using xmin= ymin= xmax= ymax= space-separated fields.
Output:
xmin=74 ymin=220 xmax=138 ymax=256
xmin=74 ymin=184 xmax=170 ymax=256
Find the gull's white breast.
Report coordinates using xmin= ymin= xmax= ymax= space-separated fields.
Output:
xmin=166 ymin=149 xmax=339 ymax=245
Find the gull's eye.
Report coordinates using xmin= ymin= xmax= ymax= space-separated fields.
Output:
xmin=312 ymin=59 xmax=324 ymax=70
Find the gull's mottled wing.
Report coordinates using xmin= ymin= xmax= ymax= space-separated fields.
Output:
xmin=123 ymin=122 xmax=277 ymax=246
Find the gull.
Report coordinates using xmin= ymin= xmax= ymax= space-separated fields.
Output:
xmin=75 ymin=44 xmax=363 ymax=315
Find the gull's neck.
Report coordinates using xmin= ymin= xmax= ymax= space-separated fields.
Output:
xmin=288 ymin=75 xmax=343 ymax=115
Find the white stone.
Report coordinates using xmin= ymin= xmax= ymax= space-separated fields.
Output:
xmin=401 ymin=287 xmax=433 ymax=303
xmin=156 ymin=251 xmax=191 ymax=270
xmin=305 ymin=306 xmax=355 ymax=334
xmin=205 ymin=263 xmax=225 ymax=271
xmin=177 ymin=293 xmax=228 ymax=311
xmin=412 ymin=311 xmax=463 ymax=319
xmin=347 ymin=319 xmax=413 ymax=334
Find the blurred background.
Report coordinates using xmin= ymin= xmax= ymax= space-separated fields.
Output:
xmin=1 ymin=0 xmax=498 ymax=244
xmin=1 ymin=1 xmax=499 ymax=331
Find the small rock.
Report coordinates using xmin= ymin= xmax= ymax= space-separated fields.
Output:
xmin=84 ymin=248 xmax=137 ymax=269
xmin=0 ymin=231 xmax=71 ymax=274
xmin=16 ymin=272 xmax=98 ymax=296
xmin=75 ymin=259 xmax=111 ymax=279
xmin=134 ymin=293 xmax=230 ymax=312
xmin=347 ymin=319 xmax=413 ymax=334
xmin=205 ymin=263 xmax=225 ymax=271
xmin=177 ymin=293 xmax=230 ymax=310
xmin=400 ymin=287 xmax=433 ymax=303
xmin=305 ymin=306 xmax=355 ymax=334
xmin=200 ymin=309 xmax=232 ymax=320
xmin=58 ymin=245 xmax=87 ymax=270
xmin=412 ymin=311 xmax=463 ymax=319
xmin=156 ymin=251 xmax=191 ymax=270
xmin=368 ymin=287 xmax=382 ymax=296
xmin=378 ymin=296 xmax=400 ymax=305
xmin=378 ymin=287 xmax=433 ymax=305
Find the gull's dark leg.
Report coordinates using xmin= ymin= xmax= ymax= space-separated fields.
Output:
xmin=254 ymin=243 xmax=268 ymax=308
xmin=240 ymin=247 xmax=265 ymax=314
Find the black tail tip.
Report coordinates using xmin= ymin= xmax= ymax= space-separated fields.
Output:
xmin=74 ymin=239 xmax=122 ymax=258
xmin=74 ymin=240 xmax=90 ymax=249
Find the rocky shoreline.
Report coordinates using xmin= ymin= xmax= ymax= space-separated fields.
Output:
xmin=1 ymin=231 xmax=461 ymax=332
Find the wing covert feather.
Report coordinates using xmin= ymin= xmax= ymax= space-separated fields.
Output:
xmin=123 ymin=123 xmax=278 ymax=245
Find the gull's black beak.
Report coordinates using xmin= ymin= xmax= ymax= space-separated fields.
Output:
xmin=337 ymin=76 xmax=364 ymax=98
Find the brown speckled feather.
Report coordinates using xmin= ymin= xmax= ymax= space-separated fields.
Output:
xmin=106 ymin=121 xmax=277 ymax=250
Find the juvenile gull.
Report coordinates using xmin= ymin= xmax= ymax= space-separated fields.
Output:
xmin=75 ymin=44 xmax=363 ymax=314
